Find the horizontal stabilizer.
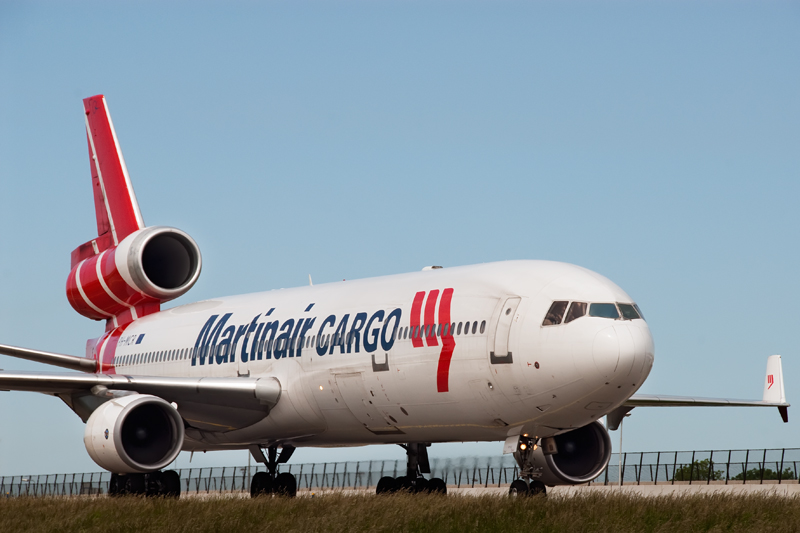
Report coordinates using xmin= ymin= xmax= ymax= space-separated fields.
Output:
xmin=0 ymin=343 xmax=96 ymax=372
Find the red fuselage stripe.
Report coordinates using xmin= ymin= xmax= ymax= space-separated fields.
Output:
xmin=410 ymin=291 xmax=425 ymax=348
xmin=424 ymin=289 xmax=439 ymax=347
xmin=436 ymin=288 xmax=455 ymax=393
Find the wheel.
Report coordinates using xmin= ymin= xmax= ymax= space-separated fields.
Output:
xmin=146 ymin=471 xmax=163 ymax=497
xmin=108 ymin=474 xmax=121 ymax=497
xmin=529 ymin=480 xmax=546 ymax=496
xmin=413 ymin=477 xmax=429 ymax=493
xmin=376 ymin=476 xmax=397 ymax=494
xmin=428 ymin=477 xmax=447 ymax=494
xmin=395 ymin=476 xmax=414 ymax=492
xmin=275 ymin=472 xmax=297 ymax=497
xmin=161 ymin=470 xmax=181 ymax=498
xmin=509 ymin=479 xmax=529 ymax=496
xmin=250 ymin=472 xmax=274 ymax=497
xmin=125 ymin=474 xmax=146 ymax=495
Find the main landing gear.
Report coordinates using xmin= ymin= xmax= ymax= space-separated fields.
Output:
xmin=249 ymin=444 xmax=297 ymax=497
xmin=508 ymin=435 xmax=547 ymax=497
xmin=375 ymin=443 xmax=447 ymax=495
xmin=108 ymin=470 xmax=181 ymax=498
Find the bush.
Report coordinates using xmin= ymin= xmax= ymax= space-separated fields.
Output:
xmin=671 ymin=459 xmax=724 ymax=481
xmin=731 ymin=467 xmax=797 ymax=481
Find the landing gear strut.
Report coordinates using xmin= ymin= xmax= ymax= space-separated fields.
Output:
xmin=375 ymin=443 xmax=447 ymax=495
xmin=108 ymin=470 xmax=181 ymax=498
xmin=249 ymin=444 xmax=297 ymax=497
xmin=508 ymin=435 xmax=547 ymax=496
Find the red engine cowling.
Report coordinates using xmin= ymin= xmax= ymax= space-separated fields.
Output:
xmin=67 ymin=226 xmax=201 ymax=324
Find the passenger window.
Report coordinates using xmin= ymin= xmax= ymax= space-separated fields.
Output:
xmin=542 ymin=301 xmax=568 ymax=326
xmin=472 ymin=321 xmax=478 ymax=334
xmin=564 ymin=302 xmax=587 ymax=323
xmin=589 ymin=303 xmax=620 ymax=319
xmin=480 ymin=320 xmax=486 ymax=334
xmin=457 ymin=322 xmax=462 ymax=335
xmin=618 ymin=303 xmax=641 ymax=320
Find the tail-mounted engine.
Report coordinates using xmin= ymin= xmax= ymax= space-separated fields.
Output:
xmin=84 ymin=393 xmax=185 ymax=473
xmin=67 ymin=226 xmax=202 ymax=324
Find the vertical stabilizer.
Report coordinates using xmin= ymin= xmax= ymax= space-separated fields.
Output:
xmin=763 ymin=354 xmax=788 ymax=422
xmin=72 ymin=95 xmax=144 ymax=268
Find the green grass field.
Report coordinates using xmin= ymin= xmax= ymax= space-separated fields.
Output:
xmin=2 ymin=492 xmax=799 ymax=532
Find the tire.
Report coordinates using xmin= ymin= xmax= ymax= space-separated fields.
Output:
xmin=529 ymin=480 xmax=546 ymax=496
xmin=108 ymin=474 xmax=120 ymax=497
xmin=125 ymin=474 xmax=146 ymax=495
xmin=161 ymin=470 xmax=181 ymax=498
xmin=509 ymin=479 xmax=529 ymax=496
xmin=395 ymin=476 xmax=413 ymax=492
xmin=376 ymin=476 xmax=397 ymax=494
xmin=275 ymin=472 xmax=297 ymax=497
xmin=146 ymin=471 xmax=163 ymax=497
xmin=414 ymin=477 xmax=429 ymax=493
xmin=428 ymin=478 xmax=447 ymax=495
xmin=251 ymin=472 xmax=273 ymax=497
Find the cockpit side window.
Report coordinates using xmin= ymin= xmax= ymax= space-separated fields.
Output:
xmin=564 ymin=302 xmax=587 ymax=323
xmin=633 ymin=303 xmax=645 ymax=320
xmin=618 ymin=303 xmax=641 ymax=320
xmin=542 ymin=301 xmax=568 ymax=326
xmin=589 ymin=303 xmax=619 ymax=319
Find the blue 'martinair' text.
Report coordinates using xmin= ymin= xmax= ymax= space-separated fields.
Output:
xmin=192 ymin=308 xmax=402 ymax=366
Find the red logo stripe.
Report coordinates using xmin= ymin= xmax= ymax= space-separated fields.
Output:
xmin=424 ymin=290 xmax=439 ymax=347
xmin=436 ymin=288 xmax=455 ymax=393
xmin=410 ymin=291 xmax=426 ymax=348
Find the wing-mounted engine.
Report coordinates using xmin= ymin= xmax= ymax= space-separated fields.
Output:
xmin=67 ymin=226 xmax=202 ymax=324
xmin=514 ymin=421 xmax=612 ymax=485
xmin=84 ymin=393 xmax=185 ymax=473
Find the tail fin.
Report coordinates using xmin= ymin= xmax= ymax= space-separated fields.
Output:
xmin=763 ymin=354 xmax=788 ymax=422
xmin=71 ymin=95 xmax=144 ymax=268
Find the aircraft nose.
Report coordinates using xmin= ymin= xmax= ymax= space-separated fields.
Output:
xmin=593 ymin=322 xmax=654 ymax=381
xmin=593 ymin=326 xmax=620 ymax=377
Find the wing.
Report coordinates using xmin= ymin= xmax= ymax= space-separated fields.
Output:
xmin=0 ymin=370 xmax=281 ymax=432
xmin=608 ymin=355 xmax=789 ymax=429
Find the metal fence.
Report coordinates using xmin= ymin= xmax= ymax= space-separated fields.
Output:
xmin=2 ymin=448 xmax=799 ymax=497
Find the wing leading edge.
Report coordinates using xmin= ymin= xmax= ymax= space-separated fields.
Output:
xmin=609 ymin=355 xmax=789 ymax=429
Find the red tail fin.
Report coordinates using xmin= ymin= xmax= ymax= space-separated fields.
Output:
xmin=71 ymin=95 xmax=144 ymax=268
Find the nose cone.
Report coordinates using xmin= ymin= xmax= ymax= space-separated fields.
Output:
xmin=592 ymin=322 xmax=654 ymax=383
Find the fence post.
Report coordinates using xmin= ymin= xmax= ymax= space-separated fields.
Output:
xmin=689 ymin=450 xmax=696 ymax=484
xmin=743 ymin=450 xmax=749 ymax=484
xmin=779 ymin=449 xmax=786 ymax=484
xmin=621 ymin=453 xmax=627 ymax=486
xmin=671 ymin=453 xmax=677 ymax=485
xmin=761 ymin=449 xmax=767 ymax=484
xmin=726 ymin=450 xmax=731 ymax=485
xmin=654 ymin=452 xmax=660 ymax=484
xmin=637 ymin=453 xmax=644 ymax=485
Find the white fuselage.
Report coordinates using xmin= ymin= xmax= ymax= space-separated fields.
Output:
xmin=101 ymin=260 xmax=654 ymax=451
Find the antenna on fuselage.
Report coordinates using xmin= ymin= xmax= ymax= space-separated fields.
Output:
xmin=309 ymin=275 xmax=313 ymax=286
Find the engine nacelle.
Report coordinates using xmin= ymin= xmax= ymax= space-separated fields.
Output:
xmin=533 ymin=421 xmax=612 ymax=485
xmin=84 ymin=394 xmax=185 ymax=473
xmin=67 ymin=226 xmax=201 ymax=321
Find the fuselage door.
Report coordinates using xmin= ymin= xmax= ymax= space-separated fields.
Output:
xmin=490 ymin=297 xmax=521 ymax=364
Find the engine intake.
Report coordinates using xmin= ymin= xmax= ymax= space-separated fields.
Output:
xmin=67 ymin=226 xmax=201 ymax=321
xmin=533 ymin=421 xmax=612 ymax=485
xmin=84 ymin=394 xmax=185 ymax=473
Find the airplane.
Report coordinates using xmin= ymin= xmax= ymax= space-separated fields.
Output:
xmin=0 ymin=95 xmax=789 ymax=498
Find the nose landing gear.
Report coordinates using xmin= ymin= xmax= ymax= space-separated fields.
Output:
xmin=249 ymin=444 xmax=297 ymax=497
xmin=508 ymin=435 xmax=547 ymax=497
xmin=375 ymin=443 xmax=447 ymax=495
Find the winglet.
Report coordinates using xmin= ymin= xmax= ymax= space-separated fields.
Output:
xmin=71 ymin=95 xmax=145 ymax=268
xmin=763 ymin=355 xmax=788 ymax=422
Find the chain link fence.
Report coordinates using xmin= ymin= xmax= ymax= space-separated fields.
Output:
xmin=2 ymin=448 xmax=798 ymax=497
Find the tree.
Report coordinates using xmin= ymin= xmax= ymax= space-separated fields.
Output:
xmin=671 ymin=459 xmax=724 ymax=481
xmin=731 ymin=467 xmax=797 ymax=481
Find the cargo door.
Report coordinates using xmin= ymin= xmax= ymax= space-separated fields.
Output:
xmin=335 ymin=373 xmax=402 ymax=435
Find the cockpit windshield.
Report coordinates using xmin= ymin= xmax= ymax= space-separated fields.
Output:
xmin=542 ymin=301 xmax=645 ymax=325
xmin=589 ymin=303 xmax=619 ymax=319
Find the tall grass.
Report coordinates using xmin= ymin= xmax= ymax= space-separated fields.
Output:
xmin=1 ymin=492 xmax=799 ymax=532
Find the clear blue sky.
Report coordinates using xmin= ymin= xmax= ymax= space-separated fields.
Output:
xmin=0 ymin=1 xmax=798 ymax=476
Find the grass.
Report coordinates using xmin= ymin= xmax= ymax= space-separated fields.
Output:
xmin=2 ymin=492 xmax=800 ymax=532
